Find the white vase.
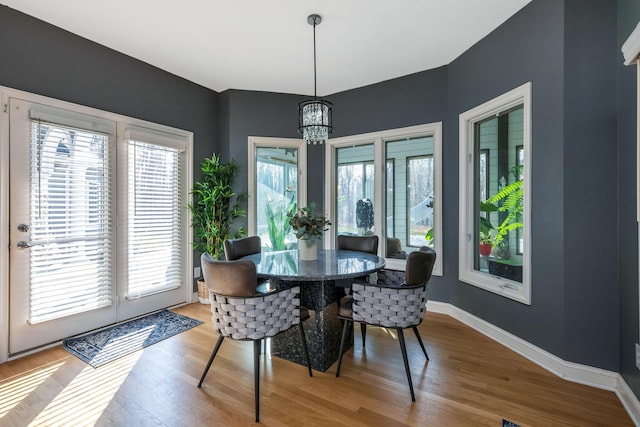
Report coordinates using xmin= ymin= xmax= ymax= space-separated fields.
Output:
xmin=298 ymin=239 xmax=317 ymax=261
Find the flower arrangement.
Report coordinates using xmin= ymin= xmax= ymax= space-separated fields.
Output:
xmin=287 ymin=202 xmax=331 ymax=242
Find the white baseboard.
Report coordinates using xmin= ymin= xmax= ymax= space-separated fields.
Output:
xmin=617 ymin=375 xmax=640 ymax=426
xmin=427 ymin=300 xmax=640 ymax=425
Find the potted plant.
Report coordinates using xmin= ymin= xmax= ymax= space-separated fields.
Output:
xmin=479 ymin=229 xmax=493 ymax=256
xmin=483 ymin=164 xmax=524 ymax=281
xmin=478 ymin=205 xmax=495 ymax=256
xmin=188 ymin=154 xmax=247 ymax=301
xmin=287 ymin=202 xmax=330 ymax=260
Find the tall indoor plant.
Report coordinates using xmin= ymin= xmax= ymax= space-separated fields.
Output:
xmin=188 ymin=154 xmax=247 ymax=260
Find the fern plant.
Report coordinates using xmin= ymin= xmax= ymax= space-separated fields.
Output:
xmin=484 ymin=164 xmax=523 ymax=247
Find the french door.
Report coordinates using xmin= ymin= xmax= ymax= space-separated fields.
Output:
xmin=8 ymin=96 xmax=190 ymax=354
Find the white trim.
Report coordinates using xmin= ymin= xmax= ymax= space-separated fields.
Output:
xmin=458 ymin=82 xmax=532 ymax=304
xmin=0 ymin=91 xmax=9 ymax=364
xmin=247 ymin=136 xmax=307 ymax=237
xmin=427 ymin=300 xmax=640 ymax=424
xmin=622 ymin=22 xmax=640 ymax=66
xmin=617 ymin=374 xmax=640 ymax=426
xmin=325 ymin=122 xmax=443 ymax=276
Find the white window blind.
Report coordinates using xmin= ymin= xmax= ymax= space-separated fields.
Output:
xmin=29 ymin=120 xmax=113 ymax=323
xmin=126 ymin=130 xmax=184 ymax=299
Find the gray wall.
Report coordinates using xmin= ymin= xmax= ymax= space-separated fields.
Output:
xmin=618 ymin=0 xmax=640 ymax=400
xmin=446 ymin=0 xmax=569 ymax=359
xmin=563 ymin=0 xmax=618 ymax=372
xmin=0 ymin=5 xmax=219 ymax=174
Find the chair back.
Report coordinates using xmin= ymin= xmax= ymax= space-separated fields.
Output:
xmin=224 ymin=236 xmax=261 ymax=261
xmin=201 ymin=252 xmax=257 ymax=296
xmin=406 ymin=246 xmax=437 ymax=285
xmin=351 ymin=282 xmax=427 ymax=328
xmin=351 ymin=247 xmax=437 ymax=328
xmin=336 ymin=234 xmax=379 ymax=255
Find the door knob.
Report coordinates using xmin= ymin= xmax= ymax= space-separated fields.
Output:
xmin=17 ymin=224 xmax=30 ymax=232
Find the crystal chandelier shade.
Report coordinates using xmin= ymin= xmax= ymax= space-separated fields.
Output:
xmin=298 ymin=14 xmax=333 ymax=145
xmin=298 ymin=99 xmax=333 ymax=145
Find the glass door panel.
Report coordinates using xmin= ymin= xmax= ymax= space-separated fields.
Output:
xmin=256 ymin=147 xmax=299 ymax=250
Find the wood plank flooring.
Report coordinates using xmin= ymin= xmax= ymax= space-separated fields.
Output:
xmin=0 ymin=303 xmax=633 ymax=426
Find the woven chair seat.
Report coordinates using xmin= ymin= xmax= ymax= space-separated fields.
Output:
xmin=211 ymin=286 xmax=301 ymax=340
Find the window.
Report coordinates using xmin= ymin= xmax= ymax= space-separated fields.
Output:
xmin=248 ymin=137 xmax=307 ymax=249
xmin=459 ymin=83 xmax=531 ymax=304
xmin=336 ymin=144 xmax=375 ymax=236
xmin=326 ymin=123 xmax=443 ymax=274
xmin=123 ymin=129 xmax=187 ymax=299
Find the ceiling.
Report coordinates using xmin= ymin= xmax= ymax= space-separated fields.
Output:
xmin=1 ymin=0 xmax=532 ymax=96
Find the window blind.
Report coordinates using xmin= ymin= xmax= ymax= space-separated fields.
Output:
xmin=126 ymin=132 xmax=184 ymax=299
xmin=29 ymin=121 xmax=113 ymax=323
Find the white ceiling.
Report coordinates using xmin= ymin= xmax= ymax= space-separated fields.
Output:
xmin=1 ymin=0 xmax=532 ymax=96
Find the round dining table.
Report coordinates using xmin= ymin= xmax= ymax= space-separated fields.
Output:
xmin=242 ymin=249 xmax=385 ymax=372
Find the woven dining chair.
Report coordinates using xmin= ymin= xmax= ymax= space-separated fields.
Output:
xmin=198 ymin=253 xmax=313 ymax=422
xmin=335 ymin=246 xmax=436 ymax=402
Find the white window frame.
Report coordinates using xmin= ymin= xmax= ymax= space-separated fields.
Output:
xmin=247 ymin=136 xmax=307 ymax=237
xmin=325 ymin=123 xmax=443 ymax=276
xmin=458 ymin=82 xmax=532 ymax=304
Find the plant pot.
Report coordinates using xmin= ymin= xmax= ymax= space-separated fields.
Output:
xmin=298 ymin=239 xmax=317 ymax=261
xmin=197 ymin=279 xmax=210 ymax=304
xmin=479 ymin=243 xmax=493 ymax=256
xmin=488 ymin=259 xmax=522 ymax=282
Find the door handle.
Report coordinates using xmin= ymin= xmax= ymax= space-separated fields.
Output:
xmin=17 ymin=241 xmax=34 ymax=250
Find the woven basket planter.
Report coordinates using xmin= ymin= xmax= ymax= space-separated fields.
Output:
xmin=197 ymin=279 xmax=211 ymax=304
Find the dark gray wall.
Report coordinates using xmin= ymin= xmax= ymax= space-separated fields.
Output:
xmin=618 ymin=0 xmax=640 ymax=399
xmin=0 ymin=5 xmax=218 ymax=170
xmin=220 ymin=89 xmax=325 ymax=230
xmin=563 ymin=0 xmax=618 ymax=371
xmin=0 ymin=5 xmax=220 ymax=292
xmin=447 ymin=0 xmax=569 ymax=359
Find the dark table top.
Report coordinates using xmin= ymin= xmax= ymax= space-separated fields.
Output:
xmin=242 ymin=249 xmax=385 ymax=281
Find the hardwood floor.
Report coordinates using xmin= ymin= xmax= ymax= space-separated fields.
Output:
xmin=0 ymin=303 xmax=633 ymax=426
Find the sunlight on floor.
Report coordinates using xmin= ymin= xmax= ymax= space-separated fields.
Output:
xmin=27 ymin=352 xmax=141 ymax=426
xmin=90 ymin=325 xmax=157 ymax=366
xmin=0 ymin=361 xmax=64 ymax=418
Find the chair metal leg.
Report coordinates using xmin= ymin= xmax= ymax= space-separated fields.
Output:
xmin=412 ymin=326 xmax=429 ymax=360
xmin=254 ymin=339 xmax=261 ymax=422
xmin=361 ymin=323 xmax=367 ymax=347
xmin=198 ymin=335 xmax=224 ymax=387
xmin=335 ymin=318 xmax=351 ymax=377
xmin=398 ymin=329 xmax=416 ymax=402
xmin=298 ymin=322 xmax=313 ymax=377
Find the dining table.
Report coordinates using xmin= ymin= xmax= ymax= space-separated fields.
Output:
xmin=242 ymin=248 xmax=385 ymax=372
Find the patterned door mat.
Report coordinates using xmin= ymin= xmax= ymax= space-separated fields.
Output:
xmin=63 ymin=309 xmax=203 ymax=368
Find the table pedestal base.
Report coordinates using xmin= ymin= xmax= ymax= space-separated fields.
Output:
xmin=271 ymin=279 xmax=353 ymax=372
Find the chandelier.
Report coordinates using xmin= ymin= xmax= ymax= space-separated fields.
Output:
xmin=298 ymin=14 xmax=333 ymax=145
